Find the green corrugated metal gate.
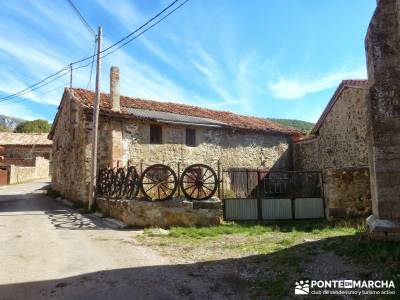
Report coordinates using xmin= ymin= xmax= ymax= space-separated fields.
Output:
xmin=222 ymin=170 xmax=325 ymax=221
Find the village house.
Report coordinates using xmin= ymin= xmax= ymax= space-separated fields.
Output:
xmin=49 ymin=67 xmax=301 ymax=204
xmin=294 ymin=79 xmax=371 ymax=218
xmin=0 ymin=132 xmax=52 ymax=185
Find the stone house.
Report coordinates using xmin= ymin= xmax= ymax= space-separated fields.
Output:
xmin=294 ymin=79 xmax=371 ymax=218
xmin=49 ymin=67 xmax=301 ymax=203
xmin=0 ymin=132 xmax=52 ymax=185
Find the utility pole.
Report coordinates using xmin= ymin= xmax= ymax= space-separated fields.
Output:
xmin=88 ymin=26 xmax=102 ymax=210
xmin=69 ymin=63 xmax=73 ymax=89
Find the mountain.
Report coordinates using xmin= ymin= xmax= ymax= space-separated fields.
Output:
xmin=267 ymin=118 xmax=315 ymax=133
xmin=0 ymin=114 xmax=25 ymax=131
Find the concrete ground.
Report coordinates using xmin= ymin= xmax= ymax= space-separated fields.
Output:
xmin=0 ymin=180 xmax=238 ymax=300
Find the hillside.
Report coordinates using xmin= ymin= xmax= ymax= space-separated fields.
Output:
xmin=0 ymin=114 xmax=25 ymax=131
xmin=267 ymin=118 xmax=314 ymax=133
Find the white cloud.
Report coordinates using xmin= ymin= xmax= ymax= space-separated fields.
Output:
xmin=0 ymin=102 xmax=47 ymax=121
xmin=189 ymin=44 xmax=256 ymax=112
xmin=268 ymin=67 xmax=367 ymax=99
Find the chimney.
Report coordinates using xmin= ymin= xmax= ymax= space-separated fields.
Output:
xmin=110 ymin=66 xmax=120 ymax=112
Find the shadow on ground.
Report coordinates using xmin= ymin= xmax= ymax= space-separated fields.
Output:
xmin=1 ymin=234 xmax=399 ymax=300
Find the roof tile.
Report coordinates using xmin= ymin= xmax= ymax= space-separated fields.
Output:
xmin=70 ymin=88 xmax=301 ymax=135
xmin=0 ymin=132 xmax=52 ymax=146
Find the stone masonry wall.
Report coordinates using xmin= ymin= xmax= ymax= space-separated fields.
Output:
xmin=1 ymin=145 xmax=52 ymax=160
xmin=107 ymin=119 xmax=291 ymax=171
xmin=51 ymin=94 xmax=92 ymax=203
xmin=294 ymin=86 xmax=369 ymax=171
xmin=294 ymin=86 xmax=371 ymax=218
xmin=52 ymin=97 xmax=291 ymax=204
xmin=323 ymin=167 xmax=371 ymax=218
xmin=365 ymin=0 xmax=400 ymax=240
xmin=8 ymin=156 xmax=50 ymax=184
xmin=96 ymin=197 xmax=222 ymax=228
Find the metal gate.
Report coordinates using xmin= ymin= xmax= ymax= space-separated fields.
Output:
xmin=0 ymin=167 xmax=8 ymax=186
xmin=222 ymin=169 xmax=324 ymax=220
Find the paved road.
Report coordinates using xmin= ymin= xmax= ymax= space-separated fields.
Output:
xmin=0 ymin=181 xmax=234 ymax=300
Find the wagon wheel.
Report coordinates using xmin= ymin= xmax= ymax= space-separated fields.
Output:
xmin=180 ymin=164 xmax=218 ymax=200
xmin=113 ymin=167 xmax=126 ymax=198
xmin=124 ymin=166 xmax=139 ymax=199
xmin=96 ymin=168 xmax=109 ymax=195
xmin=139 ymin=164 xmax=177 ymax=201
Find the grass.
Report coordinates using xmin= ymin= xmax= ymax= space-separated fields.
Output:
xmin=139 ymin=218 xmax=400 ymax=298
xmin=144 ymin=218 xmax=363 ymax=240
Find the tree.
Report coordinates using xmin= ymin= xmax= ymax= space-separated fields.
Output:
xmin=15 ymin=119 xmax=52 ymax=133
xmin=0 ymin=124 xmax=10 ymax=132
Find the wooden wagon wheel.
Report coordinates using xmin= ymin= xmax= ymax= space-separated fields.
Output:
xmin=113 ymin=167 xmax=126 ymax=198
xmin=124 ymin=166 xmax=139 ymax=199
xmin=96 ymin=168 xmax=109 ymax=196
xmin=139 ymin=164 xmax=177 ymax=201
xmin=180 ymin=164 xmax=218 ymax=200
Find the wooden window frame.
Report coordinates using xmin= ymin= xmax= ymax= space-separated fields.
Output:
xmin=150 ymin=124 xmax=162 ymax=144
xmin=185 ymin=128 xmax=196 ymax=147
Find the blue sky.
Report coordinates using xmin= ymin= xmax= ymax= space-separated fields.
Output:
xmin=0 ymin=0 xmax=376 ymax=123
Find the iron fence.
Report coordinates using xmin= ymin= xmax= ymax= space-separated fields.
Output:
xmin=221 ymin=168 xmax=324 ymax=220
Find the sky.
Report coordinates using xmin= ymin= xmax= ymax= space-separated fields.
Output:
xmin=0 ymin=0 xmax=376 ymax=123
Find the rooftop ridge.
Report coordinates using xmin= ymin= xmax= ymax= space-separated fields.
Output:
xmin=70 ymin=87 xmax=301 ymax=135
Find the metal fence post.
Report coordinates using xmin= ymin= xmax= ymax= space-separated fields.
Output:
xmin=217 ymin=159 xmax=221 ymax=199
xmin=257 ymin=169 xmax=262 ymax=220
xmin=177 ymin=162 xmax=181 ymax=197
xmin=290 ymin=172 xmax=295 ymax=219
xmin=320 ymin=171 xmax=326 ymax=219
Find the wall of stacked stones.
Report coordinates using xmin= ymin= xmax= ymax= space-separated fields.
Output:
xmin=51 ymin=95 xmax=92 ymax=203
xmin=295 ymin=87 xmax=369 ymax=171
xmin=107 ymin=119 xmax=291 ymax=172
xmin=1 ymin=145 xmax=52 ymax=160
xmin=52 ymin=101 xmax=292 ymax=204
xmin=294 ymin=87 xmax=371 ymax=217
xmin=323 ymin=167 xmax=371 ymax=218
xmin=8 ymin=156 xmax=50 ymax=184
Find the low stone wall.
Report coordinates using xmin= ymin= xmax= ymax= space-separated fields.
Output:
xmin=8 ymin=156 xmax=50 ymax=184
xmin=323 ymin=167 xmax=371 ymax=218
xmin=96 ymin=197 xmax=222 ymax=228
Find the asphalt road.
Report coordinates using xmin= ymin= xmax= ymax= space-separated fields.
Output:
xmin=0 ymin=180 xmax=234 ymax=300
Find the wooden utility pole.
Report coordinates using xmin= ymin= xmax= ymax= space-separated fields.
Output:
xmin=88 ymin=26 xmax=102 ymax=210
xmin=69 ymin=63 xmax=73 ymax=89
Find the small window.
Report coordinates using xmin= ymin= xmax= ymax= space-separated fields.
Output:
xmin=150 ymin=125 xmax=162 ymax=144
xmin=186 ymin=128 xmax=196 ymax=147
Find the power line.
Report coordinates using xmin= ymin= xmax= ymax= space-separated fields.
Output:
xmin=86 ymin=39 xmax=97 ymax=90
xmin=102 ymin=0 xmax=190 ymax=59
xmin=0 ymin=0 xmax=189 ymax=103
xmin=65 ymin=0 xmax=96 ymax=37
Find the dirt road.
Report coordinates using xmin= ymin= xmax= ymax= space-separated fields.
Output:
xmin=0 ymin=181 xmax=238 ymax=300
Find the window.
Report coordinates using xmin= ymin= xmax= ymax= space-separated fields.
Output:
xmin=186 ymin=128 xmax=196 ymax=147
xmin=150 ymin=125 xmax=162 ymax=144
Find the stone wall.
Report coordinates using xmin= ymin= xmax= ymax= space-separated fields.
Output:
xmin=96 ymin=197 xmax=222 ymax=227
xmin=293 ymin=86 xmax=371 ymax=218
xmin=51 ymin=93 xmax=92 ymax=203
xmin=323 ymin=167 xmax=371 ymax=218
xmin=8 ymin=156 xmax=50 ymax=184
xmin=52 ymin=93 xmax=292 ymax=204
xmin=1 ymin=145 xmax=52 ymax=160
xmin=99 ymin=118 xmax=291 ymax=171
xmin=365 ymin=0 xmax=400 ymax=240
xmin=294 ymin=86 xmax=369 ymax=171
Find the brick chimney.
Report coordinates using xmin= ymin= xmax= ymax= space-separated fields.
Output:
xmin=110 ymin=66 xmax=120 ymax=112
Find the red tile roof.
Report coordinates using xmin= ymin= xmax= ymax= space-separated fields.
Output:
xmin=0 ymin=132 xmax=52 ymax=146
xmin=70 ymin=88 xmax=301 ymax=135
xmin=310 ymin=79 xmax=368 ymax=134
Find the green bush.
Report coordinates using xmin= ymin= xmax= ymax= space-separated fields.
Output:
xmin=15 ymin=119 xmax=51 ymax=133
